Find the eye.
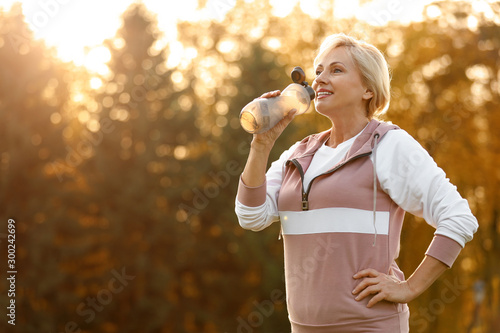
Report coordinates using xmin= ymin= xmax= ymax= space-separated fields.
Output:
xmin=333 ymin=68 xmax=343 ymax=73
xmin=315 ymin=70 xmax=322 ymax=76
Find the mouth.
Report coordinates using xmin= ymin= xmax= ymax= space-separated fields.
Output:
xmin=316 ymin=89 xmax=333 ymax=99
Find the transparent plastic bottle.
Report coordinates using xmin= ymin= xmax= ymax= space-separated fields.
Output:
xmin=239 ymin=67 xmax=315 ymax=134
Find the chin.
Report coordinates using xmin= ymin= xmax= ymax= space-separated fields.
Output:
xmin=314 ymin=103 xmax=333 ymax=117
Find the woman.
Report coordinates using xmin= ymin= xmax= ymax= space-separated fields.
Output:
xmin=235 ymin=33 xmax=478 ymax=332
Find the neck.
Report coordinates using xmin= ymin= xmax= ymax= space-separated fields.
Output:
xmin=327 ymin=113 xmax=370 ymax=148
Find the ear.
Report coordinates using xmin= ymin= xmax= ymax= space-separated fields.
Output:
xmin=362 ymin=88 xmax=374 ymax=100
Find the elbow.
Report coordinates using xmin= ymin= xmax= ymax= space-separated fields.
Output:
xmin=438 ymin=214 xmax=479 ymax=246
xmin=463 ymin=213 xmax=479 ymax=242
xmin=237 ymin=216 xmax=265 ymax=232
xmin=469 ymin=216 xmax=479 ymax=241
xmin=234 ymin=199 xmax=271 ymax=232
xmin=473 ymin=216 xmax=479 ymax=233
xmin=238 ymin=217 xmax=254 ymax=231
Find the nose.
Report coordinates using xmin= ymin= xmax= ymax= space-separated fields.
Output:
xmin=312 ymin=71 xmax=327 ymax=90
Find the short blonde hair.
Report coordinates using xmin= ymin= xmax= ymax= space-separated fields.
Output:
xmin=314 ymin=33 xmax=391 ymax=118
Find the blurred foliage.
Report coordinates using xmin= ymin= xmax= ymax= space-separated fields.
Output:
xmin=0 ymin=0 xmax=499 ymax=332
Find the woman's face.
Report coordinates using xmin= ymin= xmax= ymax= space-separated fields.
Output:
xmin=312 ymin=46 xmax=373 ymax=118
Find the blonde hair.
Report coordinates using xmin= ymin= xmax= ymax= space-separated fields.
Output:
xmin=314 ymin=33 xmax=391 ymax=118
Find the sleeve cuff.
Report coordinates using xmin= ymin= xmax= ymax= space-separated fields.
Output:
xmin=425 ymin=234 xmax=463 ymax=268
xmin=237 ymin=176 xmax=267 ymax=207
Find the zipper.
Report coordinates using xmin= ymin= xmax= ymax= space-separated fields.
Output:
xmin=290 ymin=159 xmax=308 ymax=210
xmin=289 ymin=151 xmax=372 ymax=211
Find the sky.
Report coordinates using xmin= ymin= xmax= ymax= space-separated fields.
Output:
xmin=0 ymin=0 xmax=442 ymax=72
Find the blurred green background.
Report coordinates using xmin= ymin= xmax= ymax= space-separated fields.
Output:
xmin=0 ymin=0 xmax=499 ymax=332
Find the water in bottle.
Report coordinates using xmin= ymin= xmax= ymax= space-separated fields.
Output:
xmin=239 ymin=67 xmax=315 ymax=134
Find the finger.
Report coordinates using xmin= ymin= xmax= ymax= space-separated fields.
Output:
xmin=355 ymin=285 xmax=380 ymax=301
xmin=259 ymin=90 xmax=281 ymax=99
xmin=352 ymin=277 xmax=378 ymax=295
xmin=259 ymin=107 xmax=296 ymax=141
xmin=286 ymin=109 xmax=297 ymax=119
xmin=274 ymin=113 xmax=294 ymax=131
xmin=353 ymin=269 xmax=379 ymax=279
xmin=276 ymin=109 xmax=297 ymax=129
xmin=366 ymin=292 xmax=386 ymax=308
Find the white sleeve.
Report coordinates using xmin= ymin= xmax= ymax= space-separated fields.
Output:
xmin=235 ymin=141 xmax=300 ymax=231
xmin=373 ymin=130 xmax=478 ymax=247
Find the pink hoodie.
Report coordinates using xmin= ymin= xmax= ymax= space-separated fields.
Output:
xmin=236 ymin=120 xmax=477 ymax=332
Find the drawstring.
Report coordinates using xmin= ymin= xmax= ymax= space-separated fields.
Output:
xmin=372 ymin=133 xmax=380 ymax=247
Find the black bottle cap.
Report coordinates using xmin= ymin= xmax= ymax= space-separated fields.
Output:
xmin=305 ymin=86 xmax=315 ymax=100
xmin=291 ymin=67 xmax=306 ymax=84
xmin=291 ymin=66 xmax=315 ymax=99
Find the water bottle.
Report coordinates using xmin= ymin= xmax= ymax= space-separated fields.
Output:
xmin=239 ymin=67 xmax=315 ymax=134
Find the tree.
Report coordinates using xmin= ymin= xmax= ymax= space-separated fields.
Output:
xmin=0 ymin=3 xmax=77 ymax=331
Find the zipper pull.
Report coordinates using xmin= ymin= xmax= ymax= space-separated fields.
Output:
xmin=302 ymin=193 xmax=309 ymax=211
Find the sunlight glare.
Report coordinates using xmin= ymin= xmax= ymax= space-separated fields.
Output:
xmin=217 ymin=39 xmax=236 ymax=54
xmin=72 ymin=92 xmax=84 ymax=103
xmin=426 ymin=5 xmax=442 ymax=19
xmin=334 ymin=0 xmax=360 ymax=19
xmin=166 ymin=41 xmax=184 ymax=68
xmin=90 ymin=77 xmax=103 ymax=90
xmin=299 ymin=0 xmax=321 ymax=18
xmin=84 ymin=46 xmax=111 ymax=75
xmin=0 ymin=0 xmax=18 ymax=11
xmin=467 ymin=15 xmax=479 ymax=31
xmin=2 ymin=0 xmax=448 ymax=70
xmin=269 ymin=0 xmax=297 ymax=17
xmin=264 ymin=37 xmax=282 ymax=50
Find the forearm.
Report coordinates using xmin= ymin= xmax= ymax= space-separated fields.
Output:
xmin=241 ymin=141 xmax=273 ymax=187
xmin=236 ymin=140 xmax=279 ymax=230
xmin=406 ymin=255 xmax=448 ymax=300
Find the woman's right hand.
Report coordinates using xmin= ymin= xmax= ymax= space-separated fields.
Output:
xmin=241 ymin=90 xmax=297 ymax=187
xmin=251 ymin=90 xmax=297 ymax=151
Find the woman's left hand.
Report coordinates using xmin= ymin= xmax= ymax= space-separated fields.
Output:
xmin=352 ymin=268 xmax=416 ymax=308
